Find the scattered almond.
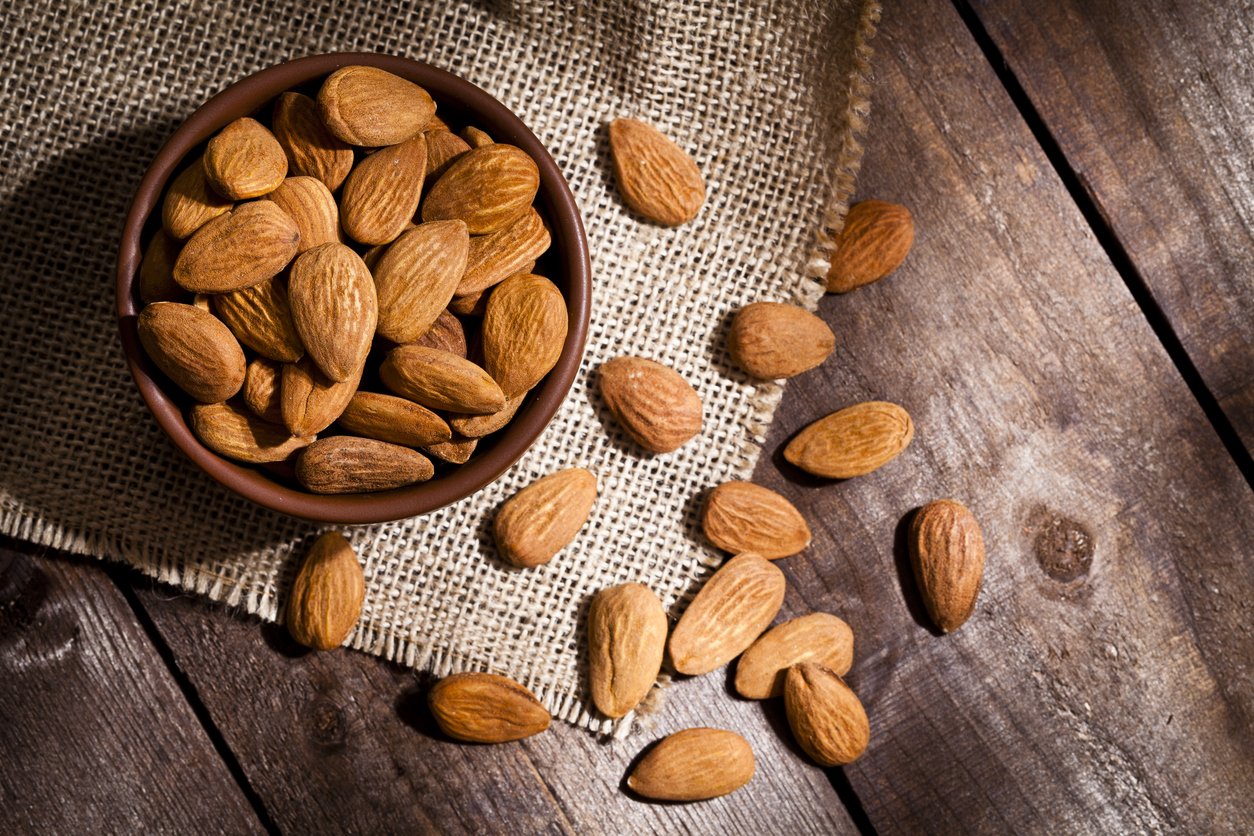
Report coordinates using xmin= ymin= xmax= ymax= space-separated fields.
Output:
xmin=286 ymin=532 xmax=365 ymax=651
xmin=317 ymin=65 xmax=435 ymax=147
xmin=784 ymin=662 xmax=870 ymax=766
xmin=296 ymin=435 xmax=434 ymax=494
xmin=587 ymin=583 xmax=667 ymax=718
xmin=627 ymin=728 xmax=754 ymax=801
xmin=727 ymin=302 xmax=835 ymax=380
xmin=608 ymin=118 xmax=705 ymax=226
xmin=599 ymin=356 xmax=702 ymax=453
xmin=784 ymin=401 xmax=913 ymax=479
xmin=826 ymin=200 xmax=914 ymax=293
xmin=422 ymin=144 xmax=539 ymax=234
xmin=735 ymin=613 xmax=854 ymax=699
xmin=428 ymin=672 xmax=551 ymax=743
xmin=137 ymin=302 xmax=245 ymax=403
xmin=202 ymin=117 xmax=287 ymax=199
xmin=494 ymin=468 xmax=597 ymax=568
xmin=909 ymin=499 xmax=985 ymax=633
xmin=702 ymin=481 xmax=811 ymax=559
xmin=172 ymin=201 xmax=300 ymax=293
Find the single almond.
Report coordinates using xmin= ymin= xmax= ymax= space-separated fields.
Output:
xmin=265 ymin=176 xmax=341 ymax=253
xmin=448 ymin=391 xmax=526 ymax=438
xmin=424 ymin=436 xmax=477 ymax=464
xmin=668 ymin=553 xmax=785 ymax=676
xmin=137 ymin=302 xmax=245 ymax=403
xmin=243 ymin=357 xmax=284 ymax=424
xmin=482 ymin=273 xmax=568 ymax=398
xmin=784 ymin=663 xmax=870 ymax=766
xmin=428 ymin=672 xmax=550 ymax=743
xmin=909 ymin=499 xmax=985 ymax=633
xmin=735 ymin=613 xmax=854 ymax=699
xmin=587 ymin=583 xmax=667 ymax=718
xmin=702 ymin=481 xmax=811 ymax=559
xmin=599 ymin=356 xmax=702 ymax=453
xmin=288 ymin=242 xmax=377 ymax=383
xmin=448 ymin=288 xmax=489 ymax=316
xmin=281 ymin=357 xmax=363 ymax=437
xmin=296 ymin=435 xmax=434 ymax=494
xmin=212 ymin=276 xmax=304 ymax=363
xmin=317 ymin=66 xmax=435 ymax=147
xmin=337 ymin=391 xmax=452 ymax=448
xmin=494 ymin=468 xmax=597 ymax=568
xmin=410 ymin=309 xmax=467 ymax=358
xmin=425 ymin=129 xmax=471 ymax=180
xmin=162 ymin=157 xmax=232 ymax=239
xmin=374 ymin=221 xmax=470 ymax=343
xmin=203 ymin=117 xmax=288 ymax=199
xmin=339 ymin=134 xmax=428 ymax=245
xmin=727 ymin=302 xmax=835 ymax=380
xmin=627 ymin=729 xmax=754 ymax=801
xmin=608 ymin=118 xmax=705 ymax=226
xmin=286 ymin=532 xmax=365 ymax=651
xmin=380 ymin=345 xmax=505 ymax=414
xmin=173 ymin=201 xmax=300 ymax=293
xmin=422 ymin=144 xmax=539 ymax=234
xmin=826 ymin=200 xmax=914 ymax=293
xmin=272 ymin=92 xmax=354 ymax=192
xmin=784 ymin=401 xmax=913 ymax=479
xmin=138 ymin=231 xmax=183 ymax=303
xmin=460 ymin=126 xmax=493 ymax=148
xmin=456 ymin=208 xmax=551 ymax=297
xmin=426 ymin=114 xmax=450 ymax=132
xmin=190 ymin=401 xmax=311 ymax=464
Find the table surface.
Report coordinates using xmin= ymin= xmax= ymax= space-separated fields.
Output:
xmin=3 ymin=1 xmax=1253 ymax=833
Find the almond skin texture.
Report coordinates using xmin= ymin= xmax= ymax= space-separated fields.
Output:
xmin=627 ymin=729 xmax=754 ymax=801
xmin=286 ymin=532 xmax=365 ymax=651
xmin=457 ymin=208 xmax=552 ymax=297
xmin=297 ymin=436 xmax=434 ymax=494
xmin=137 ymin=302 xmax=245 ymax=403
xmin=609 ymin=118 xmax=705 ymax=226
xmin=587 ymin=583 xmax=667 ymax=718
xmin=190 ymin=401 xmax=311 ymax=464
xmin=425 ymin=436 xmax=477 ymax=464
xmin=243 ymin=357 xmax=284 ymax=424
xmin=340 ymin=134 xmax=428 ymax=245
xmin=138 ymin=231 xmax=183 ymax=303
xmin=266 ymin=176 xmax=341 ymax=253
xmin=785 ymin=401 xmax=913 ymax=479
xmin=381 ymin=345 xmax=506 ymax=414
xmin=288 ymin=243 xmax=378 ymax=383
xmin=317 ymin=66 xmax=435 ymax=147
xmin=482 ymin=273 xmax=568 ymax=398
xmin=337 ymin=391 xmax=452 ymax=448
xmin=460 ymin=126 xmax=493 ymax=148
xmin=173 ymin=201 xmax=300 ymax=293
xmin=826 ymin=200 xmax=914 ymax=293
xmin=728 ymin=302 xmax=835 ymax=380
xmin=162 ymin=157 xmax=232 ymax=239
xmin=373 ymin=221 xmax=470 ymax=344
xmin=735 ymin=613 xmax=854 ymax=699
xmin=203 ymin=117 xmax=288 ymax=199
xmin=411 ymin=309 xmax=468 ymax=358
xmin=212 ymin=276 xmax=304 ymax=363
xmin=668 ymin=553 xmax=786 ymax=676
xmin=428 ymin=672 xmax=550 ymax=743
xmin=272 ymin=92 xmax=354 ymax=192
xmin=599 ymin=356 xmax=702 ymax=453
xmin=494 ymin=468 xmax=597 ymax=568
xmin=422 ymin=144 xmax=539 ymax=234
xmin=425 ymin=129 xmax=471 ymax=180
xmin=281 ymin=357 xmax=363 ymax=437
xmin=909 ymin=499 xmax=986 ymax=633
xmin=784 ymin=663 xmax=870 ymax=766
xmin=703 ymin=481 xmax=811 ymax=559
xmin=448 ymin=289 xmax=489 ymax=317
xmin=448 ymin=391 xmax=526 ymax=438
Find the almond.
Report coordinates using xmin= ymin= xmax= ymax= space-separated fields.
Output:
xmin=380 ymin=345 xmax=505 ymax=414
xmin=448 ymin=288 xmax=489 ymax=317
xmin=137 ymin=302 xmax=245 ymax=403
xmin=203 ymin=117 xmax=288 ymax=199
xmin=138 ymin=231 xmax=183 ymax=303
xmin=162 ymin=157 xmax=232 ymax=239
xmin=190 ymin=401 xmax=311 ymax=463
xmin=702 ymin=481 xmax=811 ymax=559
xmin=288 ymin=242 xmax=377 ymax=383
xmin=410 ymin=309 xmax=467 ymax=358
xmin=426 ymin=114 xmax=451 ymax=132
xmin=272 ymin=92 xmax=354 ymax=192
xmin=281 ymin=357 xmax=363 ymax=437
xmin=424 ymin=436 xmax=477 ymax=464
xmin=587 ymin=583 xmax=667 ymax=718
xmin=373 ymin=221 xmax=469 ymax=344
xmin=428 ymin=672 xmax=550 ymax=743
xmin=627 ymin=729 xmax=754 ymax=801
xmin=668 ymin=553 xmax=785 ymax=676
xmin=460 ymin=126 xmax=493 ymax=148
xmin=212 ymin=276 xmax=304 ymax=363
xmin=599 ymin=356 xmax=702 ymax=453
xmin=909 ymin=499 xmax=985 ymax=633
xmin=482 ymin=273 xmax=568 ymax=398
xmin=317 ymin=66 xmax=435 ymax=147
xmin=826 ymin=200 xmax=914 ymax=293
xmin=243 ymin=357 xmax=284 ymax=424
xmin=727 ymin=302 xmax=835 ymax=380
xmin=172 ymin=201 xmax=300 ymax=293
xmin=494 ymin=468 xmax=597 ymax=568
xmin=448 ymin=391 xmax=525 ymax=438
xmin=784 ymin=663 xmax=870 ymax=766
xmin=296 ymin=436 xmax=434 ymax=494
xmin=456 ymin=208 xmax=551 ymax=297
xmin=608 ymin=118 xmax=705 ymax=226
xmin=286 ymin=532 xmax=365 ymax=651
xmin=422 ymin=144 xmax=539 ymax=234
xmin=784 ymin=401 xmax=913 ymax=479
xmin=337 ymin=391 xmax=452 ymax=448
xmin=735 ymin=613 xmax=854 ymax=699
xmin=265 ymin=176 xmax=341 ymax=253
xmin=425 ymin=129 xmax=471 ymax=180
xmin=340 ymin=133 xmax=427 ymax=245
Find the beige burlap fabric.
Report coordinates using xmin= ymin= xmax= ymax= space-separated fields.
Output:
xmin=0 ymin=0 xmax=877 ymax=733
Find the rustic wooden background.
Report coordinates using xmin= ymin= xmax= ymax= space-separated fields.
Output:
xmin=3 ymin=0 xmax=1252 ymax=833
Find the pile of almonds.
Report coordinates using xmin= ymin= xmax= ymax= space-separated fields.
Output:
xmin=137 ymin=66 xmax=564 ymax=493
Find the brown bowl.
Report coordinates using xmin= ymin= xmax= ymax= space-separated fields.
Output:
xmin=116 ymin=53 xmax=590 ymax=524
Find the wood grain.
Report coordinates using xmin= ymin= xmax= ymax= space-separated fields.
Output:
xmin=0 ymin=544 xmax=262 ymax=834
xmin=967 ymin=0 xmax=1254 ymax=449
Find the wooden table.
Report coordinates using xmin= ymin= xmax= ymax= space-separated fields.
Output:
xmin=4 ymin=1 xmax=1252 ymax=832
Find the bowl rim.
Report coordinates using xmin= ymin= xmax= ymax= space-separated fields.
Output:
xmin=116 ymin=52 xmax=591 ymax=524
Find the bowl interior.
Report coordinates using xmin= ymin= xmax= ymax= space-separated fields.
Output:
xmin=116 ymin=53 xmax=590 ymax=524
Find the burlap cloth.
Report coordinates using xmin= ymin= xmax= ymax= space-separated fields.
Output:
xmin=0 ymin=0 xmax=877 ymax=733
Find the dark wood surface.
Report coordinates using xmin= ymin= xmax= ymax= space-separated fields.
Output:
xmin=3 ymin=1 xmax=1253 ymax=833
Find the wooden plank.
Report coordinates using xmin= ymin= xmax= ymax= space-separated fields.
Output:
xmin=0 ymin=542 xmax=263 ymax=834
xmin=745 ymin=0 xmax=1254 ymax=831
xmin=966 ymin=0 xmax=1254 ymax=450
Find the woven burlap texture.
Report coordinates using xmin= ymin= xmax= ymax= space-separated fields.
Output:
xmin=0 ymin=0 xmax=877 ymax=733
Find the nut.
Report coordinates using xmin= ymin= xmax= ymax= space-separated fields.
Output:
xmin=784 ymin=662 xmax=870 ymax=766
xmin=272 ymin=91 xmax=354 ymax=192
xmin=172 ymin=201 xmax=300 ymax=293
xmin=162 ymin=156 xmax=231 ymax=239
xmin=587 ymin=583 xmax=667 ymax=718
xmin=212 ymin=276 xmax=304 ymax=363
xmin=702 ymin=481 xmax=811 ymax=559
xmin=422 ymin=144 xmax=539 ymax=234
xmin=336 ymin=391 xmax=452 ymax=448
xmin=373 ymin=220 xmax=469 ymax=344
xmin=137 ymin=302 xmax=245 ymax=403
xmin=784 ymin=401 xmax=913 ymax=479
xmin=286 ymin=532 xmax=365 ymax=651
xmin=190 ymin=401 xmax=312 ymax=464
xmin=493 ymin=468 xmax=597 ymax=568
xmin=909 ymin=499 xmax=985 ymax=632
xmin=598 ymin=356 xmax=702 ymax=453
xmin=296 ymin=435 xmax=434 ymax=494
xmin=287 ymin=242 xmax=378 ymax=383
xmin=202 ymin=117 xmax=287 ymax=200
xmin=826 ymin=200 xmax=914 ymax=293
xmin=727 ymin=301 xmax=835 ymax=380
xmin=627 ymin=728 xmax=754 ymax=801
xmin=668 ymin=553 xmax=785 ymax=676
xmin=265 ymin=176 xmax=342 ymax=253
xmin=482 ymin=272 xmax=568 ymax=398
xmin=608 ymin=118 xmax=705 ymax=226
xmin=317 ymin=65 xmax=435 ymax=147
xmin=735 ymin=613 xmax=854 ymax=699
xmin=428 ymin=672 xmax=550 ymax=743
xmin=339 ymin=133 xmax=428 ymax=246
xmin=380 ymin=345 xmax=506 ymax=415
